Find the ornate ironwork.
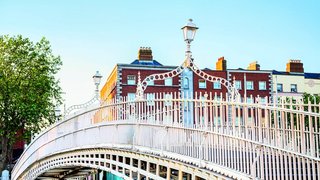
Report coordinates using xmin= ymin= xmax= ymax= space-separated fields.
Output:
xmin=136 ymin=58 xmax=240 ymax=101
xmin=64 ymin=95 xmax=99 ymax=116
xmin=136 ymin=19 xmax=240 ymax=101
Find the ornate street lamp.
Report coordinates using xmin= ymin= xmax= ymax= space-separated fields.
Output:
xmin=93 ymin=71 xmax=102 ymax=97
xmin=181 ymin=19 xmax=198 ymax=59
xmin=54 ymin=107 xmax=61 ymax=121
xmin=64 ymin=71 xmax=103 ymax=116
xmin=136 ymin=19 xmax=240 ymax=101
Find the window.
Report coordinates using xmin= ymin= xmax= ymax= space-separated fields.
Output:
xmin=246 ymin=81 xmax=254 ymax=90
xmin=277 ymin=83 xmax=283 ymax=92
xmin=235 ymin=80 xmax=242 ymax=90
xmin=213 ymin=81 xmax=221 ymax=89
xmin=291 ymin=84 xmax=297 ymax=92
xmin=127 ymin=93 xmax=136 ymax=101
xmin=199 ymin=79 xmax=206 ymax=89
xmin=127 ymin=75 xmax=136 ymax=85
xmin=146 ymin=93 xmax=155 ymax=106
xmin=259 ymin=97 xmax=267 ymax=104
xmin=199 ymin=96 xmax=206 ymax=106
xmin=259 ymin=81 xmax=266 ymax=90
xmin=246 ymin=97 xmax=253 ymax=103
xmin=183 ymin=77 xmax=189 ymax=89
xmin=147 ymin=80 xmax=154 ymax=86
xmin=165 ymin=78 xmax=173 ymax=86
xmin=165 ymin=94 xmax=173 ymax=106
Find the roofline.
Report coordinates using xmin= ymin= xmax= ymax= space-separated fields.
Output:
xmin=106 ymin=65 xmax=118 ymax=82
xmin=117 ymin=63 xmax=178 ymax=69
xmin=226 ymin=69 xmax=272 ymax=74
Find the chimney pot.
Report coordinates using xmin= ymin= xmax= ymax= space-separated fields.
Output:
xmin=247 ymin=61 xmax=260 ymax=70
xmin=286 ymin=59 xmax=304 ymax=73
xmin=138 ymin=47 xmax=153 ymax=60
xmin=216 ymin=56 xmax=227 ymax=71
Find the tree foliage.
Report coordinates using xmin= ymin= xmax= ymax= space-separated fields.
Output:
xmin=0 ymin=35 xmax=62 ymax=171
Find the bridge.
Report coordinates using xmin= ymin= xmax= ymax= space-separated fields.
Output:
xmin=11 ymin=19 xmax=320 ymax=180
xmin=11 ymin=91 xmax=320 ymax=179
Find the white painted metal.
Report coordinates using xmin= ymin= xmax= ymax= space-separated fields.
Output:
xmin=12 ymin=93 xmax=320 ymax=179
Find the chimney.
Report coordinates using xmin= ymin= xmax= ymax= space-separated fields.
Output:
xmin=247 ymin=61 xmax=260 ymax=70
xmin=286 ymin=59 xmax=304 ymax=73
xmin=216 ymin=56 xmax=227 ymax=71
xmin=138 ymin=47 xmax=153 ymax=61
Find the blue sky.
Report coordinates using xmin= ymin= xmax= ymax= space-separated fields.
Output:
xmin=1 ymin=0 xmax=319 ymax=107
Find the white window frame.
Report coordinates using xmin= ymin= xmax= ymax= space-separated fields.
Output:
xmin=199 ymin=79 xmax=206 ymax=89
xmin=164 ymin=78 xmax=173 ymax=86
xmin=146 ymin=93 xmax=155 ymax=106
xmin=291 ymin=84 xmax=297 ymax=92
xmin=246 ymin=97 xmax=253 ymax=103
xmin=258 ymin=97 xmax=267 ymax=104
xmin=127 ymin=75 xmax=136 ymax=85
xmin=183 ymin=77 xmax=189 ymax=89
xmin=277 ymin=83 xmax=283 ymax=92
xmin=127 ymin=93 xmax=136 ymax=101
xmin=259 ymin=81 xmax=266 ymax=90
xmin=165 ymin=94 xmax=173 ymax=106
xmin=147 ymin=80 xmax=154 ymax=86
xmin=246 ymin=81 xmax=254 ymax=90
xmin=235 ymin=80 xmax=242 ymax=90
xmin=213 ymin=81 xmax=221 ymax=89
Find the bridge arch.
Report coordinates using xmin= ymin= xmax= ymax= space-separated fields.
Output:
xmin=20 ymin=148 xmax=229 ymax=180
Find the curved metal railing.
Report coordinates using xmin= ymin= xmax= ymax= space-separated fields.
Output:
xmin=12 ymin=93 xmax=320 ymax=179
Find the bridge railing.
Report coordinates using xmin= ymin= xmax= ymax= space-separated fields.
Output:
xmin=93 ymin=92 xmax=320 ymax=179
xmin=12 ymin=91 xmax=320 ymax=179
xmin=94 ymin=92 xmax=320 ymax=158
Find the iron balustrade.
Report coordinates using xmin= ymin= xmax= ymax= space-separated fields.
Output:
xmin=12 ymin=92 xmax=320 ymax=179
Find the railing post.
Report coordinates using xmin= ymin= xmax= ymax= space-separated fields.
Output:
xmin=199 ymin=132 xmax=208 ymax=168
xmin=161 ymin=126 xmax=169 ymax=157
xmin=250 ymin=145 xmax=262 ymax=179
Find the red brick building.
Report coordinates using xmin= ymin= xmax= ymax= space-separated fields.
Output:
xmin=100 ymin=48 xmax=272 ymax=103
xmin=100 ymin=47 xmax=179 ymax=103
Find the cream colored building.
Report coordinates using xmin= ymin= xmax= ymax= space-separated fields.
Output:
xmin=304 ymin=73 xmax=320 ymax=95
xmin=271 ymin=60 xmax=320 ymax=99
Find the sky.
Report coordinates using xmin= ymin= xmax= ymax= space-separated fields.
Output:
xmin=0 ymin=0 xmax=319 ymax=109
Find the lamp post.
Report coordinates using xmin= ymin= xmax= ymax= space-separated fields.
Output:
xmin=64 ymin=71 xmax=103 ymax=116
xmin=54 ymin=107 xmax=61 ymax=121
xmin=93 ymin=71 xmax=103 ymax=98
xmin=181 ymin=18 xmax=199 ymax=60
xmin=136 ymin=19 xmax=239 ymax=102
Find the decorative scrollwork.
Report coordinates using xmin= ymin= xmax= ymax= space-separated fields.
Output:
xmin=189 ymin=62 xmax=240 ymax=100
xmin=64 ymin=95 xmax=99 ymax=116
xmin=136 ymin=58 xmax=240 ymax=101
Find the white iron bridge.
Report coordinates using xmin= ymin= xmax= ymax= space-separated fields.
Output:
xmin=12 ymin=93 xmax=320 ymax=180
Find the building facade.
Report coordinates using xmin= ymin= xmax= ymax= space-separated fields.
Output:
xmin=101 ymin=48 xmax=320 ymax=104
xmin=272 ymin=60 xmax=320 ymax=99
xmin=98 ymin=47 xmax=320 ymax=126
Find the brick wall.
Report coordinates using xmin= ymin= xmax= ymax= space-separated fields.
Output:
xmin=121 ymin=68 xmax=180 ymax=97
xmin=229 ymin=71 xmax=271 ymax=98
xmin=193 ymin=70 xmax=228 ymax=98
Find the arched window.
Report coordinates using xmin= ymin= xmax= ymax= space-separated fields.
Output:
xmin=183 ymin=77 xmax=189 ymax=89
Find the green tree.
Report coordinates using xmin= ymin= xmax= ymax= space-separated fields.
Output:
xmin=0 ymin=35 xmax=62 ymax=172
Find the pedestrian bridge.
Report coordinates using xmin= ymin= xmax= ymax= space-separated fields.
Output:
xmin=12 ymin=93 xmax=320 ymax=179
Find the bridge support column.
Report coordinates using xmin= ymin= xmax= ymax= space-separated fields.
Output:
xmin=166 ymin=167 xmax=171 ymax=180
xmin=156 ymin=163 xmax=160 ymax=177
xmin=129 ymin=158 xmax=133 ymax=178
xmin=116 ymin=155 xmax=119 ymax=172
xmin=122 ymin=156 xmax=125 ymax=176
xmin=178 ymin=169 xmax=183 ymax=180
xmin=146 ymin=161 xmax=150 ymax=177
xmin=137 ymin=159 xmax=141 ymax=180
